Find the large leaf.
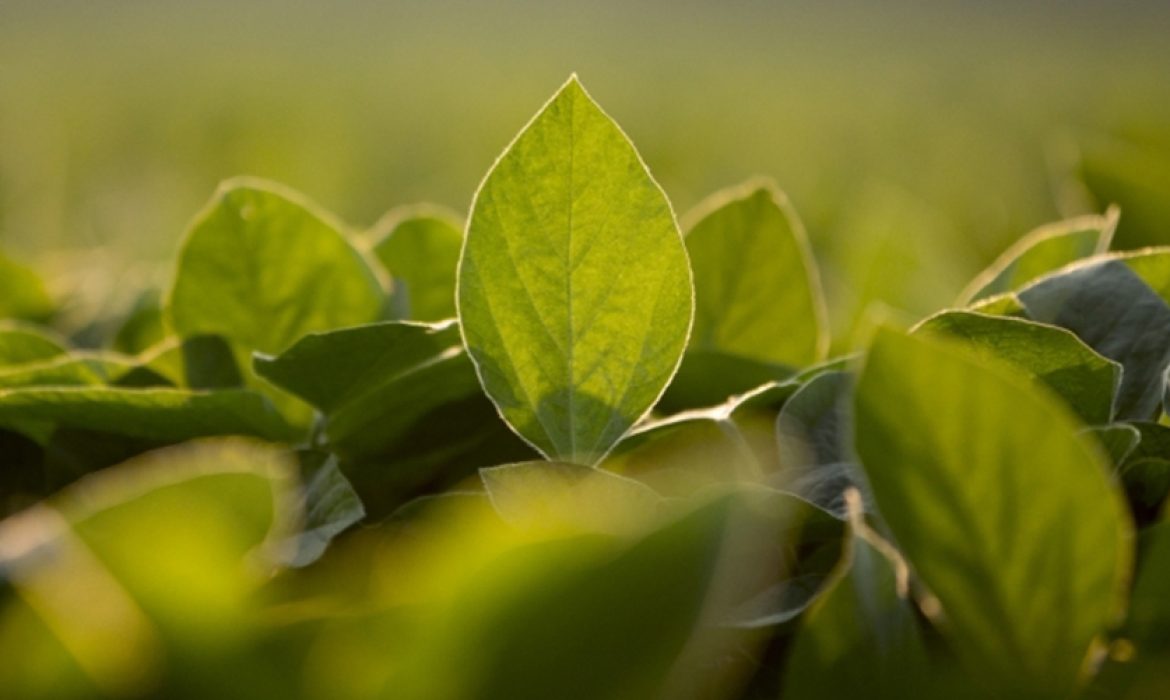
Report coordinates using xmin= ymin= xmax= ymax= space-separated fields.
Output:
xmin=0 ymin=250 xmax=54 ymax=322
xmin=782 ymin=491 xmax=927 ymax=699
xmin=371 ymin=205 xmax=464 ymax=321
xmin=854 ymin=328 xmax=1131 ymax=697
xmin=167 ymin=177 xmax=384 ymax=355
xmin=1018 ymin=258 xmax=1170 ymax=420
xmin=0 ymin=387 xmax=297 ymax=444
xmin=914 ymin=310 xmax=1120 ymax=424
xmin=957 ymin=209 xmax=1117 ymax=304
xmin=683 ymin=180 xmax=826 ymax=367
xmin=457 ymin=76 xmax=693 ymax=464
xmin=0 ymin=323 xmax=67 ymax=367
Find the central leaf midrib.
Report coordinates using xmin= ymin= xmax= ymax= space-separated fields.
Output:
xmin=564 ymin=93 xmax=577 ymax=459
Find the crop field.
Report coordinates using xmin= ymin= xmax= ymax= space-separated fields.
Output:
xmin=3 ymin=1 xmax=1170 ymax=698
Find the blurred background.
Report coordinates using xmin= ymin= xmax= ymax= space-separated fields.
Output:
xmin=2 ymin=0 xmax=1170 ymax=345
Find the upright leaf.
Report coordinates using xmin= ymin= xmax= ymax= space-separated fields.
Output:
xmin=684 ymin=180 xmax=827 ymax=367
xmin=167 ymin=177 xmax=384 ymax=355
xmin=1018 ymin=259 xmax=1170 ymax=420
xmin=371 ymin=205 xmax=464 ymax=321
xmin=958 ymin=209 xmax=1117 ymax=304
xmin=854 ymin=328 xmax=1131 ymax=697
xmin=458 ymin=76 xmax=692 ymax=463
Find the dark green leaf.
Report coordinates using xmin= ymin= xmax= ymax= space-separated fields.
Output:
xmin=371 ymin=205 xmax=463 ymax=321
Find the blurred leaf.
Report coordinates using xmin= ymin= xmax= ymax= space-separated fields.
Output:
xmin=782 ymin=493 xmax=927 ymax=699
xmin=957 ymin=209 xmax=1117 ymax=305
xmin=167 ymin=177 xmax=384 ymax=355
xmin=0 ymin=354 xmax=140 ymax=390
xmin=683 ymin=180 xmax=826 ymax=367
xmin=0 ymin=251 xmax=54 ymax=322
xmin=855 ymin=328 xmax=1131 ymax=697
xmin=1082 ymin=423 xmax=1142 ymax=467
xmin=915 ymin=310 xmax=1121 ymax=424
xmin=0 ymin=323 xmax=67 ymax=367
xmin=111 ymin=290 xmax=166 ymax=355
xmin=1019 ymin=259 xmax=1170 ymax=421
xmin=1079 ymin=136 xmax=1170 ymax=249
xmin=480 ymin=461 xmax=661 ymax=535
xmin=457 ymin=76 xmax=692 ymax=464
xmin=0 ymin=439 xmax=296 ymax=699
xmin=371 ymin=205 xmax=463 ymax=322
xmin=0 ymin=387 xmax=298 ymax=444
xmin=1119 ymin=422 xmax=1170 ymax=526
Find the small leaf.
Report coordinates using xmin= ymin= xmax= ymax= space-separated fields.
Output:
xmin=684 ymin=180 xmax=827 ymax=367
xmin=957 ymin=209 xmax=1117 ymax=305
xmin=0 ymin=250 xmax=54 ymax=322
xmin=167 ymin=177 xmax=384 ymax=355
xmin=855 ymin=327 xmax=1132 ymax=697
xmin=656 ymin=349 xmax=792 ymax=413
xmin=284 ymin=450 xmax=365 ymax=567
xmin=915 ymin=310 xmax=1121 ymax=424
xmin=458 ymin=76 xmax=693 ymax=464
xmin=0 ymin=323 xmax=67 ymax=367
xmin=1082 ymin=424 xmax=1142 ymax=467
xmin=1018 ymin=258 xmax=1170 ymax=420
xmin=371 ymin=205 xmax=464 ymax=321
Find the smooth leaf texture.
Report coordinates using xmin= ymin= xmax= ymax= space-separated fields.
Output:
xmin=0 ymin=323 xmax=67 ymax=367
xmin=480 ymin=461 xmax=661 ymax=535
xmin=684 ymin=180 xmax=826 ymax=367
xmin=168 ymin=177 xmax=384 ymax=355
xmin=0 ymin=251 xmax=54 ymax=322
xmin=457 ymin=76 xmax=693 ymax=464
xmin=782 ymin=494 xmax=927 ymax=700
xmin=957 ymin=209 xmax=1117 ymax=304
xmin=1018 ymin=258 xmax=1170 ymax=420
xmin=914 ymin=310 xmax=1121 ymax=424
xmin=0 ymin=354 xmax=141 ymax=390
xmin=285 ymin=450 xmax=365 ymax=567
xmin=0 ymin=439 xmax=296 ymax=699
xmin=855 ymin=328 xmax=1131 ymax=697
xmin=0 ymin=387 xmax=297 ymax=444
xmin=371 ymin=205 xmax=464 ymax=321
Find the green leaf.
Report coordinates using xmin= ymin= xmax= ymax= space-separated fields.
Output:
xmin=0 ymin=387 xmax=298 ymax=444
xmin=0 ymin=439 xmax=296 ymax=699
xmin=0 ymin=323 xmax=67 ymax=367
xmin=167 ymin=177 xmax=384 ymax=355
xmin=111 ymin=290 xmax=166 ymax=355
xmin=0 ymin=251 xmax=54 ymax=322
xmin=480 ymin=461 xmax=661 ymax=535
xmin=684 ymin=179 xmax=826 ymax=367
xmin=457 ymin=76 xmax=693 ymax=464
xmin=0 ymin=354 xmax=140 ymax=390
xmin=284 ymin=450 xmax=365 ymax=567
xmin=957 ymin=209 xmax=1117 ymax=305
xmin=1082 ymin=424 xmax=1142 ymax=467
xmin=656 ymin=349 xmax=792 ymax=413
xmin=1018 ymin=259 xmax=1170 ymax=420
xmin=1127 ymin=520 xmax=1170 ymax=650
xmin=371 ymin=205 xmax=463 ymax=321
xmin=854 ymin=327 xmax=1131 ymax=697
xmin=782 ymin=491 xmax=927 ymax=700
xmin=914 ymin=310 xmax=1121 ymax=424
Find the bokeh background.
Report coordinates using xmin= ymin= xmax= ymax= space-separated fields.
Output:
xmin=3 ymin=0 xmax=1170 ymax=346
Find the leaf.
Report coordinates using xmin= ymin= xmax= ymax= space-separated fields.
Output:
xmin=782 ymin=491 xmax=928 ymax=700
xmin=0 ymin=250 xmax=54 ymax=322
xmin=0 ymin=323 xmax=67 ymax=367
xmin=457 ymin=76 xmax=693 ymax=464
xmin=854 ymin=327 xmax=1131 ymax=697
xmin=1082 ymin=424 xmax=1142 ymax=467
xmin=0 ymin=354 xmax=140 ymax=390
xmin=167 ymin=177 xmax=384 ymax=355
xmin=656 ymin=349 xmax=792 ymax=413
xmin=683 ymin=179 xmax=827 ymax=367
xmin=283 ymin=450 xmax=365 ymax=567
xmin=914 ymin=310 xmax=1121 ymax=424
xmin=957 ymin=209 xmax=1117 ymax=305
xmin=0 ymin=439 xmax=296 ymax=699
xmin=111 ymin=289 xmax=166 ymax=355
xmin=480 ymin=461 xmax=661 ymax=535
xmin=1018 ymin=258 xmax=1170 ymax=420
xmin=1126 ymin=520 xmax=1170 ymax=650
xmin=371 ymin=205 xmax=464 ymax=321
xmin=0 ymin=387 xmax=298 ymax=444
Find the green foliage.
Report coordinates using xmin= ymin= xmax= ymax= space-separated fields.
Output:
xmin=457 ymin=76 xmax=692 ymax=464
xmin=5 ymin=75 xmax=1170 ymax=698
